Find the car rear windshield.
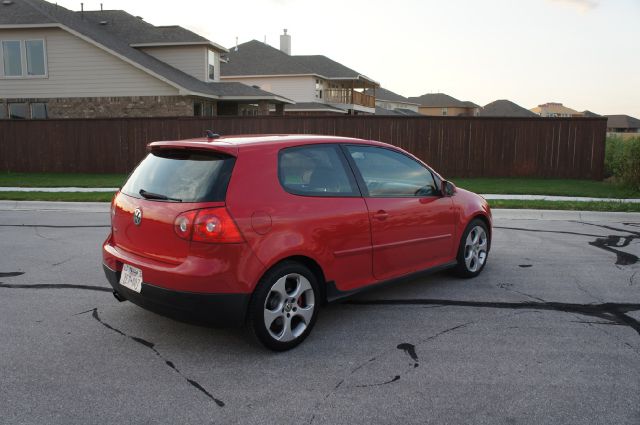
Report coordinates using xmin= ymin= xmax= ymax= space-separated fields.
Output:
xmin=121 ymin=149 xmax=235 ymax=202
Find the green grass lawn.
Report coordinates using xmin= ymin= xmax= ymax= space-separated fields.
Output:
xmin=2 ymin=173 xmax=638 ymax=199
xmin=0 ymin=191 xmax=115 ymax=202
xmin=489 ymin=199 xmax=640 ymax=212
xmin=451 ymin=177 xmax=640 ymax=199
xmin=1 ymin=174 xmax=640 ymax=211
xmin=0 ymin=172 xmax=126 ymax=188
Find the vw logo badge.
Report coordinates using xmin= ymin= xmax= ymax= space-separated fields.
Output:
xmin=133 ymin=208 xmax=142 ymax=226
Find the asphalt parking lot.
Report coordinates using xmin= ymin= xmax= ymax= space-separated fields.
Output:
xmin=0 ymin=202 xmax=639 ymax=425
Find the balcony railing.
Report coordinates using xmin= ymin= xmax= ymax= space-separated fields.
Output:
xmin=325 ymin=89 xmax=375 ymax=108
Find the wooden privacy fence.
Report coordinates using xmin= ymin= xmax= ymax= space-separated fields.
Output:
xmin=0 ymin=116 xmax=607 ymax=179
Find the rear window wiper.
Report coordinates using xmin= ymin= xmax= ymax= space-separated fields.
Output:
xmin=139 ymin=189 xmax=182 ymax=202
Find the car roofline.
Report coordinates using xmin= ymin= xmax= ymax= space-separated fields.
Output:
xmin=147 ymin=134 xmax=393 ymax=152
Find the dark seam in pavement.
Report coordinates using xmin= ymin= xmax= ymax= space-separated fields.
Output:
xmin=307 ymin=320 xmax=473 ymax=424
xmin=397 ymin=343 xmax=419 ymax=368
xmin=0 ymin=224 xmax=110 ymax=228
xmin=573 ymin=221 xmax=640 ymax=237
xmin=0 ymin=272 xmax=24 ymax=278
xmin=0 ymin=283 xmax=112 ymax=292
xmin=494 ymin=226 xmax=603 ymax=238
xmin=497 ymin=283 xmax=547 ymax=303
xmin=355 ymin=375 xmax=400 ymax=388
xmin=497 ymin=223 xmax=639 ymax=266
xmin=73 ymin=308 xmax=97 ymax=316
xmin=52 ymin=258 xmax=72 ymax=267
xmin=345 ymin=299 xmax=640 ymax=336
xmin=91 ymin=308 xmax=225 ymax=407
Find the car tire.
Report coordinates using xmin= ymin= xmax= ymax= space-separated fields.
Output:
xmin=452 ymin=219 xmax=490 ymax=278
xmin=248 ymin=261 xmax=320 ymax=351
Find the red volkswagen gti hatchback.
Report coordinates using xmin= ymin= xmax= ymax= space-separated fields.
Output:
xmin=102 ymin=134 xmax=491 ymax=350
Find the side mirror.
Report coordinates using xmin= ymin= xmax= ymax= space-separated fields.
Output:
xmin=441 ymin=180 xmax=456 ymax=197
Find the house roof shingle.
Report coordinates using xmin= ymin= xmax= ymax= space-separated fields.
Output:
xmin=364 ymin=87 xmax=419 ymax=105
xmin=582 ymin=110 xmax=601 ymax=117
xmin=606 ymin=115 xmax=640 ymax=129
xmin=81 ymin=11 xmax=224 ymax=49
xmin=479 ymin=99 xmax=539 ymax=117
xmin=408 ymin=93 xmax=478 ymax=108
xmin=222 ymin=40 xmax=378 ymax=85
xmin=1 ymin=0 xmax=288 ymax=102
xmin=285 ymin=102 xmax=348 ymax=114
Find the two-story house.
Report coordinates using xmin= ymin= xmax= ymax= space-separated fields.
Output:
xmin=365 ymin=87 xmax=421 ymax=115
xmin=221 ymin=33 xmax=379 ymax=115
xmin=0 ymin=0 xmax=291 ymax=119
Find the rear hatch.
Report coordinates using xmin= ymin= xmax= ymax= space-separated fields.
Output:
xmin=112 ymin=148 xmax=236 ymax=264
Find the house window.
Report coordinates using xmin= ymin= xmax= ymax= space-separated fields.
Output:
xmin=0 ymin=104 xmax=6 ymax=119
xmin=194 ymin=102 xmax=203 ymax=116
xmin=315 ymin=79 xmax=323 ymax=99
xmin=8 ymin=103 xmax=28 ymax=119
xmin=26 ymin=40 xmax=46 ymax=76
xmin=204 ymin=103 xmax=214 ymax=117
xmin=2 ymin=41 xmax=22 ymax=76
xmin=441 ymin=108 xmax=448 ymax=116
xmin=30 ymin=103 xmax=47 ymax=119
xmin=1 ymin=39 xmax=47 ymax=78
xmin=207 ymin=50 xmax=215 ymax=81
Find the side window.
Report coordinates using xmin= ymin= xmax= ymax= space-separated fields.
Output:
xmin=345 ymin=145 xmax=438 ymax=197
xmin=279 ymin=145 xmax=358 ymax=197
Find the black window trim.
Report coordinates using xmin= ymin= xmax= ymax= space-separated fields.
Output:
xmin=277 ymin=143 xmax=362 ymax=198
xmin=340 ymin=144 xmax=443 ymax=198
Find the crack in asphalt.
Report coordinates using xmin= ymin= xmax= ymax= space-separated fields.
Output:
xmin=0 ymin=283 xmax=112 ymax=292
xmin=345 ymin=299 xmax=640 ymax=336
xmin=91 ymin=308 xmax=224 ymax=407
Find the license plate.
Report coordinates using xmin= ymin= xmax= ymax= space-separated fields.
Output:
xmin=120 ymin=264 xmax=143 ymax=293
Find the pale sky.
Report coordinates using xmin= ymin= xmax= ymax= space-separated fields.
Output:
xmin=57 ymin=0 xmax=640 ymax=117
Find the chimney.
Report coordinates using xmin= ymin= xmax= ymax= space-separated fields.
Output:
xmin=280 ymin=29 xmax=291 ymax=55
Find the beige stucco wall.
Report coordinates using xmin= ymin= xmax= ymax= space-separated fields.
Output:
xmin=221 ymin=75 xmax=316 ymax=103
xmin=0 ymin=27 xmax=178 ymax=98
xmin=141 ymin=45 xmax=213 ymax=81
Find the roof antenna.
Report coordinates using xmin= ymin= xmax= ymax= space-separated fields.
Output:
xmin=100 ymin=3 xmax=103 ymax=11
xmin=80 ymin=2 xmax=83 ymax=17
xmin=205 ymin=130 xmax=220 ymax=140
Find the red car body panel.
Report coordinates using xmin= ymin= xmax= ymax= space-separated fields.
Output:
xmin=102 ymin=135 xmax=491 ymax=325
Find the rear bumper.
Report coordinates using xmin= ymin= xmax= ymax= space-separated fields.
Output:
xmin=103 ymin=264 xmax=250 ymax=327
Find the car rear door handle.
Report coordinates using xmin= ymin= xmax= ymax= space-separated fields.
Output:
xmin=373 ymin=210 xmax=389 ymax=220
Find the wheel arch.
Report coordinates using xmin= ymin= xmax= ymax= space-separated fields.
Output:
xmin=469 ymin=213 xmax=492 ymax=251
xmin=252 ymin=255 xmax=328 ymax=306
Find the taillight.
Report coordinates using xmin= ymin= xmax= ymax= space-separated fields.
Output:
xmin=174 ymin=210 xmax=197 ymax=240
xmin=174 ymin=208 xmax=243 ymax=243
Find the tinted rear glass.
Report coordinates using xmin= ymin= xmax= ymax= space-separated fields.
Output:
xmin=121 ymin=150 xmax=235 ymax=202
